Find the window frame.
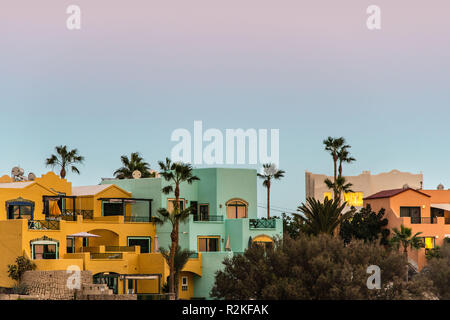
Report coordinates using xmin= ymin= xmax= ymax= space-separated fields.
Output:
xmin=127 ymin=236 xmax=152 ymax=253
xmin=197 ymin=236 xmax=220 ymax=252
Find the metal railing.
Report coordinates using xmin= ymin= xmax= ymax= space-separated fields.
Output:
xmin=411 ymin=217 xmax=437 ymax=224
xmin=420 ymin=217 xmax=437 ymax=224
xmin=137 ymin=293 xmax=175 ymax=300
xmin=80 ymin=210 xmax=94 ymax=219
xmin=44 ymin=209 xmax=93 ymax=220
xmin=124 ymin=216 xmax=153 ymax=223
xmin=28 ymin=220 xmax=60 ymax=230
xmin=445 ymin=218 xmax=450 ymax=225
xmin=193 ymin=214 xmax=223 ymax=222
xmin=90 ymin=253 xmax=123 ymax=259
xmin=249 ymin=218 xmax=276 ymax=229
xmin=105 ymin=246 xmax=136 ymax=252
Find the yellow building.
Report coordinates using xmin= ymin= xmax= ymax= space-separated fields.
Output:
xmin=0 ymin=172 xmax=201 ymax=298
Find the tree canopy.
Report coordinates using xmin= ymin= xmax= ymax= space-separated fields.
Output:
xmin=211 ymin=235 xmax=434 ymax=300
xmin=339 ymin=204 xmax=390 ymax=245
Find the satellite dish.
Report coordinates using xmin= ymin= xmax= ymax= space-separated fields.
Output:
xmin=11 ymin=167 xmax=25 ymax=181
xmin=11 ymin=167 xmax=21 ymax=177
xmin=132 ymin=170 xmax=142 ymax=179
xmin=28 ymin=173 xmax=36 ymax=181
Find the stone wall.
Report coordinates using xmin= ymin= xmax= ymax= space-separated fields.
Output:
xmin=21 ymin=270 xmax=93 ymax=300
xmin=19 ymin=270 xmax=137 ymax=300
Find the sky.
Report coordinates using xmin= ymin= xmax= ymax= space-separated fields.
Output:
xmin=1 ymin=1 xmax=450 ymax=217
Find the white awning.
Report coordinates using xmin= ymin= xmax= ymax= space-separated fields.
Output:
xmin=430 ymin=203 xmax=450 ymax=211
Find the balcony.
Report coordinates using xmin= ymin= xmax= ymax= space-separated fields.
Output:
xmin=193 ymin=214 xmax=223 ymax=222
xmin=28 ymin=220 xmax=60 ymax=230
xmin=410 ymin=217 xmax=437 ymax=224
xmin=105 ymin=246 xmax=136 ymax=252
xmin=90 ymin=252 xmax=123 ymax=259
xmin=124 ymin=216 xmax=154 ymax=223
xmin=57 ymin=209 xmax=94 ymax=221
xmin=249 ymin=218 xmax=276 ymax=229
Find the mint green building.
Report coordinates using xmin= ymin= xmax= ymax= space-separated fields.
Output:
xmin=101 ymin=168 xmax=283 ymax=299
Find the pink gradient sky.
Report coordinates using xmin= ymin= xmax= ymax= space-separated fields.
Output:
xmin=1 ymin=1 xmax=450 ymax=215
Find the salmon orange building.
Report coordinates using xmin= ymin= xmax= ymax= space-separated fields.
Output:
xmin=363 ymin=186 xmax=450 ymax=270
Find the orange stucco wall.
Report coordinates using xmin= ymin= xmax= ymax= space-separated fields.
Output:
xmin=364 ymin=189 xmax=450 ymax=270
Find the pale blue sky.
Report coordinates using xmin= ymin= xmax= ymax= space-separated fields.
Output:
xmin=1 ymin=1 xmax=449 ymax=216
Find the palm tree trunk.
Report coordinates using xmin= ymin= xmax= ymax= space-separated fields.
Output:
xmin=60 ymin=166 xmax=66 ymax=179
xmin=404 ymin=247 xmax=409 ymax=282
xmin=267 ymin=182 xmax=271 ymax=219
xmin=333 ymin=155 xmax=337 ymax=199
xmin=169 ymin=229 xmax=177 ymax=299
xmin=169 ymin=183 xmax=181 ymax=299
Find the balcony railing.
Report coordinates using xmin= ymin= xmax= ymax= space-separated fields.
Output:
xmin=411 ymin=217 xmax=437 ymax=224
xmin=105 ymin=246 xmax=136 ymax=252
xmin=446 ymin=218 xmax=450 ymax=225
xmin=80 ymin=210 xmax=93 ymax=219
xmin=137 ymin=293 xmax=175 ymax=300
xmin=28 ymin=220 xmax=60 ymax=230
xmin=124 ymin=216 xmax=153 ymax=223
xmin=45 ymin=209 xmax=93 ymax=220
xmin=249 ymin=218 xmax=276 ymax=229
xmin=193 ymin=214 xmax=223 ymax=222
xmin=90 ymin=253 xmax=123 ymax=259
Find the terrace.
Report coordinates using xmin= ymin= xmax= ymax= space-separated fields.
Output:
xmin=249 ymin=218 xmax=276 ymax=229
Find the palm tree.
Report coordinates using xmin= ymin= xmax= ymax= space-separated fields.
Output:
xmin=323 ymin=137 xmax=355 ymax=201
xmin=337 ymin=147 xmax=356 ymax=178
xmin=45 ymin=145 xmax=84 ymax=179
xmin=113 ymin=152 xmax=153 ymax=179
xmin=324 ymin=176 xmax=354 ymax=204
xmin=160 ymin=246 xmax=195 ymax=299
xmin=155 ymin=158 xmax=199 ymax=298
xmin=390 ymin=224 xmax=424 ymax=281
xmin=323 ymin=137 xmax=346 ymax=191
xmin=257 ymin=163 xmax=285 ymax=219
xmin=295 ymin=197 xmax=353 ymax=236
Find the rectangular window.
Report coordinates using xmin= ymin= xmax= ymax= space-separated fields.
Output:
xmin=343 ymin=192 xmax=364 ymax=207
xmin=32 ymin=244 xmax=58 ymax=260
xmin=198 ymin=237 xmax=220 ymax=252
xmin=127 ymin=237 xmax=151 ymax=253
xmin=167 ymin=199 xmax=185 ymax=213
xmin=181 ymin=276 xmax=188 ymax=291
xmin=103 ymin=202 xmax=124 ymax=216
xmin=400 ymin=206 xmax=421 ymax=223
xmin=423 ymin=237 xmax=435 ymax=249
xmin=199 ymin=204 xmax=209 ymax=221
xmin=8 ymin=205 xmax=33 ymax=220
xmin=67 ymin=237 xmax=74 ymax=254
xmin=191 ymin=201 xmax=198 ymax=220
xmin=83 ymin=238 xmax=89 ymax=247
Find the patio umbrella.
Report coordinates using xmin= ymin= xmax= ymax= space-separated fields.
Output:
xmin=67 ymin=232 xmax=100 ymax=252
xmin=225 ymin=235 xmax=231 ymax=251
xmin=49 ymin=200 xmax=61 ymax=216
xmin=154 ymin=235 xmax=159 ymax=253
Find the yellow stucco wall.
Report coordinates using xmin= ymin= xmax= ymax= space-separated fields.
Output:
xmin=0 ymin=172 xmax=201 ymax=299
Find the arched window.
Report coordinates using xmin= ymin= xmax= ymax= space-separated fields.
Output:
xmin=6 ymin=197 xmax=35 ymax=220
xmin=226 ymin=199 xmax=248 ymax=219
